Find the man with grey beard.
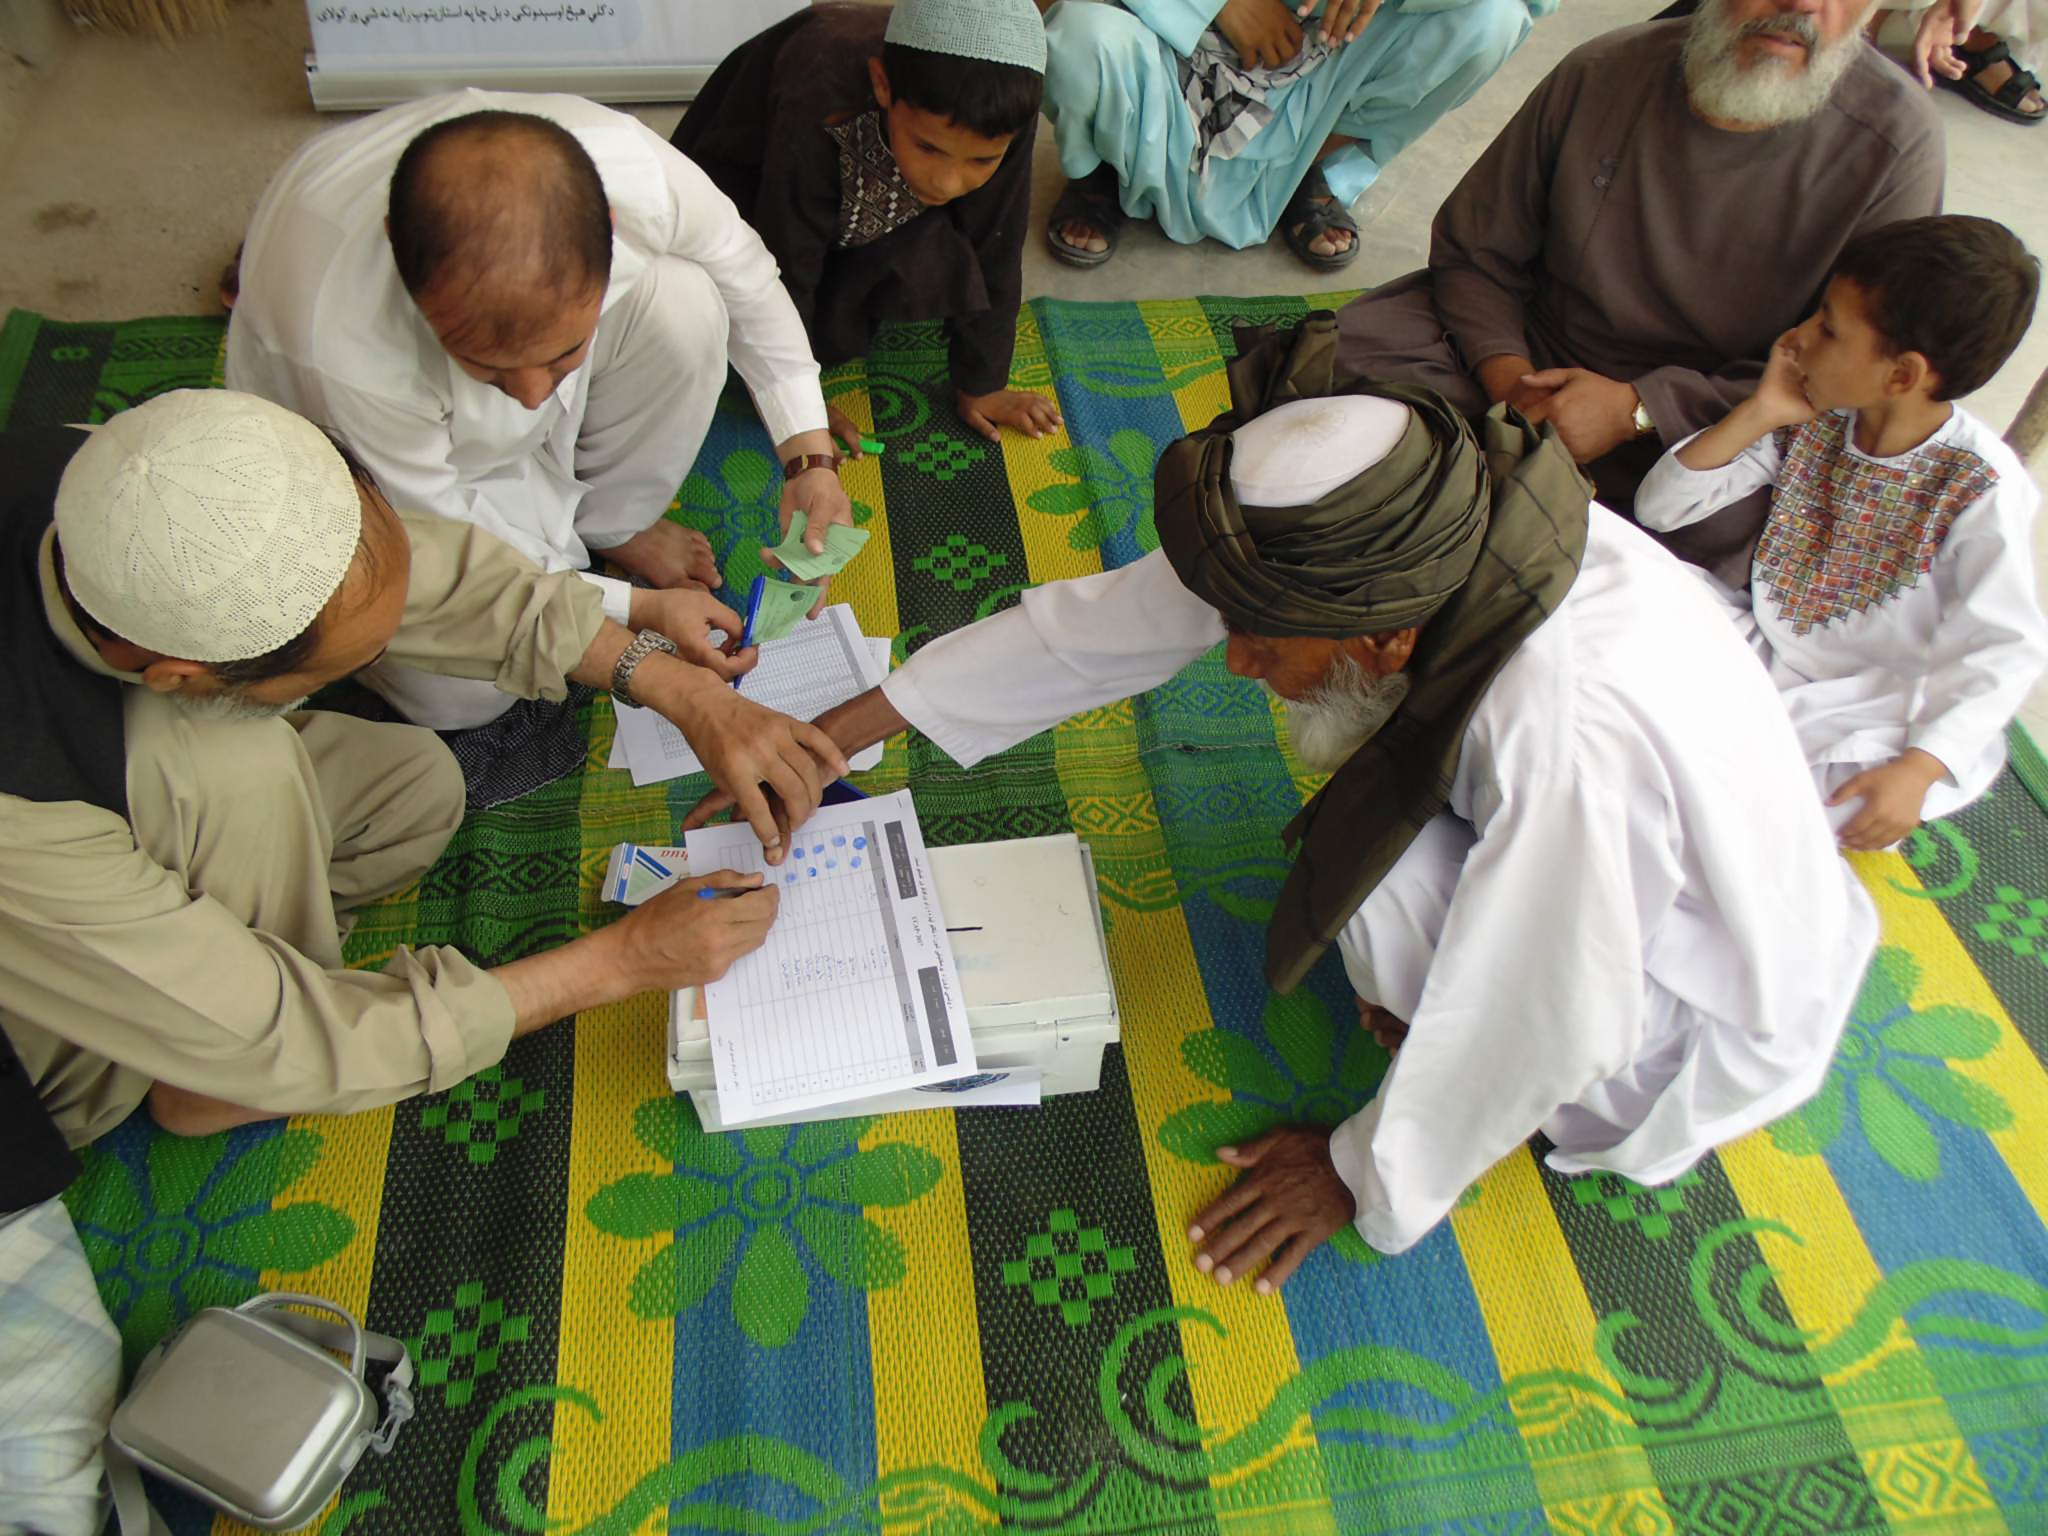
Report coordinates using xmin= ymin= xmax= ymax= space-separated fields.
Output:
xmin=1333 ymin=0 xmax=1943 ymax=568
xmin=691 ymin=318 xmax=1877 ymax=1276
xmin=2 ymin=390 xmax=849 ymax=1149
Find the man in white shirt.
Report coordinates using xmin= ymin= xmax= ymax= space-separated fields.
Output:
xmin=694 ymin=320 xmax=1879 ymax=1276
xmin=227 ymin=93 xmax=853 ymax=728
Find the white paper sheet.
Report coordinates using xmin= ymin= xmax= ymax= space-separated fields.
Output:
xmin=610 ymin=613 xmax=888 ymax=784
xmin=683 ymin=789 xmax=976 ymax=1126
xmin=689 ymin=1068 xmax=1042 ymax=1131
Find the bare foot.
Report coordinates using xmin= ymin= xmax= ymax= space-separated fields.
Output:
xmin=1054 ymin=217 xmax=1110 ymax=257
xmin=601 ymin=520 xmax=720 ymax=590
xmin=1354 ymin=995 xmax=1408 ymax=1053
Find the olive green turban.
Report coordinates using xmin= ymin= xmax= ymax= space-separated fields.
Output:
xmin=1153 ymin=313 xmax=1593 ymax=993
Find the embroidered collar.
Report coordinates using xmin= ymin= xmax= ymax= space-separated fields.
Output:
xmin=825 ymin=110 xmax=927 ymax=248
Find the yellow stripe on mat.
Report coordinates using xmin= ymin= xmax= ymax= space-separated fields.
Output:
xmin=827 ymin=380 xmax=900 ymax=643
xmin=548 ymin=995 xmax=675 ymax=1526
xmin=862 ymin=1111 xmax=989 ymax=1494
xmin=219 ymin=1106 xmax=399 ymax=1536
xmin=1716 ymin=1127 xmax=2006 ymax=1533
xmin=1452 ymin=1150 xmax=1676 ymax=1535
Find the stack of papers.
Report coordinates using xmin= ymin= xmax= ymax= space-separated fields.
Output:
xmin=609 ymin=604 xmax=888 ymax=788
xmin=683 ymin=788 xmax=977 ymax=1127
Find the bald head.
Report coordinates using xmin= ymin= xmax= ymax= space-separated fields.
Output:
xmin=387 ymin=110 xmax=612 ymax=356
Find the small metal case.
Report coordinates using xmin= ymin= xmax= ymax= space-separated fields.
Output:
xmin=110 ymin=1293 xmax=411 ymax=1531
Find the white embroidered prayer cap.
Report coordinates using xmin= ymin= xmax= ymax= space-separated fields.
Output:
xmin=54 ymin=389 xmax=364 ymax=664
xmin=885 ymin=0 xmax=1046 ymax=73
xmin=1230 ymin=396 xmax=1412 ymax=507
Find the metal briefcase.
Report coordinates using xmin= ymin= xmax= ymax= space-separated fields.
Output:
xmin=108 ymin=1292 xmax=414 ymax=1531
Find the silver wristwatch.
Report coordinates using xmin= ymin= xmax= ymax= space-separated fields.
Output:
xmin=610 ymin=628 xmax=679 ymax=708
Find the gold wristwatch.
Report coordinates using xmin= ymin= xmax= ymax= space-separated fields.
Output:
xmin=1631 ymin=397 xmax=1656 ymax=439
xmin=611 ymin=628 xmax=679 ymax=708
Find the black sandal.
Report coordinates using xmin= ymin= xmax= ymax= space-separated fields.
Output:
xmin=1281 ymin=163 xmax=1361 ymax=270
xmin=1938 ymin=36 xmax=2045 ymax=126
xmin=1046 ymin=168 xmax=1126 ymax=268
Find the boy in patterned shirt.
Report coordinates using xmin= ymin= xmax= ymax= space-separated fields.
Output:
xmin=673 ymin=0 xmax=1057 ymax=457
xmin=1638 ymin=216 xmax=2046 ymax=851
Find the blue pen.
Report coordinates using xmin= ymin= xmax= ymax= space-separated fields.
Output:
xmin=732 ymin=574 xmax=767 ymax=692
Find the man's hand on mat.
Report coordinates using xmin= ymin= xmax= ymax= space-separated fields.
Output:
xmin=1356 ymin=996 xmax=1408 ymax=1053
xmin=1516 ymin=368 xmax=1641 ymax=464
xmin=1303 ymin=0 xmax=1381 ymax=46
xmin=1219 ymin=0 xmax=1303 ymax=69
xmin=1189 ymin=1127 xmax=1357 ymax=1294
xmin=630 ymin=588 xmax=755 ymax=683
xmin=666 ymin=683 xmax=848 ymax=861
xmin=1830 ymin=750 xmax=1945 ymax=852
xmin=615 ymin=871 xmax=779 ymax=990
xmin=957 ymin=388 xmax=1064 ymax=445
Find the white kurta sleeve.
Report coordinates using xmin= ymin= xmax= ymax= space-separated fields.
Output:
xmin=641 ymin=120 xmax=827 ymax=447
xmin=882 ymin=551 xmax=1226 ymax=767
xmin=1908 ymin=487 xmax=2048 ymax=780
xmin=1634 ymin=428 xmax=1783 ymax=534
xmin=1326 ymin=767 xmax=1682 ymax=1254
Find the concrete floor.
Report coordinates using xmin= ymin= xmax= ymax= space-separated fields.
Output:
xmin=2 ymin=0 xmax=2045 ymax=730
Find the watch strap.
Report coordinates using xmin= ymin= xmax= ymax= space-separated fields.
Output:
xmin=782 ymin=452 xmax=842 ymax=480
xmin=611 ymin=628 xmax=679 ymax=708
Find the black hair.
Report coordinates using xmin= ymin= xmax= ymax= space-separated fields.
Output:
xmin=207 ymin=431 xmax=386 ymax=688
xmin=1830 ymin=216 xmax=2039 ymax=402
xmin=386 ymin=110 xmax=612 ymax=308
xmin=880 ymin=41 xmax=1043 ymax=139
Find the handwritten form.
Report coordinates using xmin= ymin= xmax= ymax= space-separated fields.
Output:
xmin=610 ymin=605 xmax=887 ymax=787
xmin=683 ymin=789 xmax=976 ymax=1126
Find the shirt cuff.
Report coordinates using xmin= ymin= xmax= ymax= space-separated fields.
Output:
xmin=880 ymin=664 xmax=1003 ymax=769
xmin=1325 ymin=1097 xmax=1427 ymax=1256
xmin=392 ymin=945 xmax=517 ymax=1093
xmin=1902 ymin=732 xmax=1967 ymax=788
xmin=578 ymin=570 xmax=635 ymax=626
xmin=751 ymin=371 xmax=831 ymax=449
xmin=1124 ymin=0 xmax=1230 ymax=56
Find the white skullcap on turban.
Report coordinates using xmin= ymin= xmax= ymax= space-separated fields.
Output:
xmin=54 ymin=390 xmax=364 ymax=664
xmin=1228 ymin=395 xmax=1412 ymax=507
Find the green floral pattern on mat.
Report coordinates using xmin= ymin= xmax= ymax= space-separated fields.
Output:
xmin=420 ymin=1064 xmax=545 ymax=1166
xmin=1158 ymin=991 xmax=1383 ymax=1263
xmin=673 ymin=447 xmax=782 ymax=595
xmin=900 ymin=429 xmax=986 ymax=483
xmin=1770 ymin=945 xmax=2013 ymax=1181
xmin=588 ymin=1097 xmax=943 ymax=1348
xmin=1978 ymin=883 xmax=2048 ymax=965
xmin=913 ymin=532 xmax=1009 ymax=594
xmin=1002 ymin=1208 xmax=1139 ymax=1327
xmin=61 ymin=1128 xmax=352 ymax=1367
xmin=1026 ymin=429 xmax=1162 ymax=553
xmin=1568 ymin=1169 xmax=1704 ymax=1241
xmin=409 ymin=1280 xmax=530 ymax=1407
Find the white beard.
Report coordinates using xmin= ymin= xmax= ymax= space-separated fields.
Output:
xmin=1681 ymin=0 xmax=1865 ymax=127
xmin=1267 ymin=652 xmax=1412 ymax=774
xmin=173 ymin=689 xmax=309 ymax=723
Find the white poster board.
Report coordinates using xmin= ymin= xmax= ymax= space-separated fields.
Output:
xmin=304 ymin=0 xmax=810 ymax=110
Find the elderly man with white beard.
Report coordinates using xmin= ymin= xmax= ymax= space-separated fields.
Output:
xmin=1331 ymin=0 xmax=1944 ymax=570
xmin=689 ymin=317 xmax=1880 ymax=1280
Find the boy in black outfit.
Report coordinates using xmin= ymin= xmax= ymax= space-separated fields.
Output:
xmin=675 ymin=0 xmax=1058 ymax=451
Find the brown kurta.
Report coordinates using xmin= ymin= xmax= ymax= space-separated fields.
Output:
xmin=1335 ymin=19 xmax=1944 ymax=556
xmin=4 ymin=513 xmax=606 ymax=1144
xmin=671 ymin=3 xmax=1037 ymax=398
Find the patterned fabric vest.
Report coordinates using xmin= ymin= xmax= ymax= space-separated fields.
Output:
xmin=1 ymin=424 xmax=121 ymax=1201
